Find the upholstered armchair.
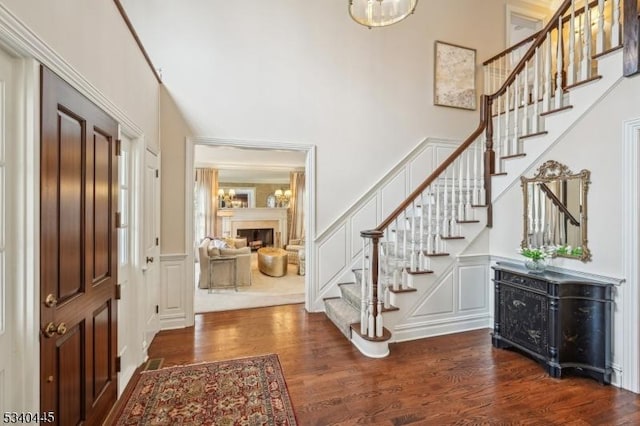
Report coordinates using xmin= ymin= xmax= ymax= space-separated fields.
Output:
xmin=285 ymin=239 xmax=304 ymax=265
xmin=197 ymin=237 xmax=251 ymax=289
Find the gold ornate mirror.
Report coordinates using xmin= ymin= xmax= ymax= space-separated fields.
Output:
xmin=521 ymin=160 xmax=591 ymax=261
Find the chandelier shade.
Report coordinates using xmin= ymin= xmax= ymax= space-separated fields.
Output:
xmin=349 ymin=0 xmax=418 ymax=28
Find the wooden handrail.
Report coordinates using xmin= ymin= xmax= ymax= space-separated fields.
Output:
xmin=375 ymin=96 xmax=489 ymax=232
xmin=483 ymin=32 xmax=541 ymax=66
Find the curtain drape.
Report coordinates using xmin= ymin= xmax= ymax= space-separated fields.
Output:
xmin=288 ymin=171 xmax=305 ymax=244
xmin=195 ymin=168 xmax=218 ymax=243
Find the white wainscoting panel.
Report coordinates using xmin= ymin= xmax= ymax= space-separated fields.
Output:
xmin=349 ymin=196 xmax=377 ymax=260
xmin=458 ymin=263 xmax=489 ymax=312
xmin=380 ymin=169 xmax=406 ymax=220
xmin=317 ymin=225 xmax=347 ymax=293
xmin=159 ymin=254 xmax=188 ymax=330
xmin=412 ymin=269 xmax=455 ymax=317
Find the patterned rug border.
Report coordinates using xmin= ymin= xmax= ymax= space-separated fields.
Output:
xmin=114 ymin=353 xmax=297 ymax=425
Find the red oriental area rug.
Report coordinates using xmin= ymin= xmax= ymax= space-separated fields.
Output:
xmin=115 ymin=354 xmax=297 ymax=425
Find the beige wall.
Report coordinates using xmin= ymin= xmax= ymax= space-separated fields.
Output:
xmin=1 ymin=0 xmax=160 ymax=151
xmin=160 ymin=87 xmax=193 ymax=253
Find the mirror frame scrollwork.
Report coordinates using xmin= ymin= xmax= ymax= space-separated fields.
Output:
xmin=520 ymin=160 xmax=591 ymax=262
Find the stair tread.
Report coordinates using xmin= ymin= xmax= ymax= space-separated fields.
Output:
xmin=540 ymin=105 xmax=573 ymax=116
xmin=565 ymin=74 xmax=602 ymax=91
xmin=423 ymin=252 xmax=450 ymax=257
xmin=441 ymin=235 xmax=465 ymax=240
xmin=520 ymin=131 xmax=548 ymax=140
xmin=501 ymin=153 xmax=526 ymax=160
xmin=457 ymin=220 xmax=480 ymax=223
xmin=350 ymin=323 xmax=392 ymax=342
xmin=389 ymin=286 xmax=417 ymax=294
xmin=405 ymin=268 xmax=433 ymax=275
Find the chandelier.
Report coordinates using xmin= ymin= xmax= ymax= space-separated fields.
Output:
xmin=349 ymin=0 xmax=418 ymax=29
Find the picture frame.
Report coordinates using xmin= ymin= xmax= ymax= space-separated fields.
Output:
xmin=434 ymin=41 xmax=477 ymax=110
xmin=220 ymin=187 xmax=256 ymax=208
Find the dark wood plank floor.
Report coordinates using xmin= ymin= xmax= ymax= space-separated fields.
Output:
xmin=124 ymin=303 xmax=640 ymax=425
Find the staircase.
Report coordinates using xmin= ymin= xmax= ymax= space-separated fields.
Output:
xmin=323 ymin=0 xmax=630 ymax=357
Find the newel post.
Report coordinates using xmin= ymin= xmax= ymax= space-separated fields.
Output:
xmin=483 ymin=95 xmax=494 ymax=227
xmin=361 ymin=229 xmax=384 ymax=337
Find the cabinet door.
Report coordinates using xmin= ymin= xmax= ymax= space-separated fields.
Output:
xmin=558 ymin=298 xmax=607 ymax=368
xmin=500 ymin=285 xmax=548 ymax=356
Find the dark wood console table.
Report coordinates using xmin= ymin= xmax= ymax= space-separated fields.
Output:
xmin=492 ymin=262 xmax=613 ymax=384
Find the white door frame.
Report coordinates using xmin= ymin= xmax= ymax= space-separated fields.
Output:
xmin=184 ymin=136 xmax=316 ymax=324
xmin=505 ymin=5 xmax=546 ymax=47
xmin=622 ymin=117 xmax=640 ymax=393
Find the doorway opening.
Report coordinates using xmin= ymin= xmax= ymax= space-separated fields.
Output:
xmin=186 ymin=138 xmax=314 ymax=316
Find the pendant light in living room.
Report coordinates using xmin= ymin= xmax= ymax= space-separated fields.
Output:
xmin=349 ymin=0 xmax=418 ymax=29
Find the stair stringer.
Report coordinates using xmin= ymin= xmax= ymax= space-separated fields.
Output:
xmin=382 ymin=218 xmax=491 ymax=343
xmin=491 ymin=49 xmax=624 ymax=201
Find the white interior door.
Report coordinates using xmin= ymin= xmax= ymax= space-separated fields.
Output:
xmin=0 ymin=45 xmax=16 ymax=413
xmin=143 ymin=149 xmax=160 ymax=351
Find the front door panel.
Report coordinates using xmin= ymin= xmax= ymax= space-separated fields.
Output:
xmin=40 ymin=66 xmax=118 ymax=425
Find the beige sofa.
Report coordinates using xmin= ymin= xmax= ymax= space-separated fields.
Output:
xmin=198 ymin=237 xmax=251 ymax=289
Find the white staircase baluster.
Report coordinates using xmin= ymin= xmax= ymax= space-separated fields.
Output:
xmin=368 ymin=249 xmax=375 ymax=338
xmin=472 ymin=141 xmax=479 ymax=206
xmin=419 ymin=192 xmax=425 ymax=268
xmin=403 ymin=215 xmax=408 ymax=273
xmin=596 ymin=0 xmax=605 ymax=54
xmin=567 ymin=0 xmax=576 ymax=86
xmin=410 ymin=204 xmax=417 ymax=271
xmin=443 ymin=167 xmax=449 ymax=237
xmin=504 ymin=78 xmax=511 ymax=162
xmin=580 ymin=3 xmax=592 ymax=81
xmin=523 ymin=60 xmax=530 ymax=136
xmin=555 ymin=15 xmax=564 ymax=109
xmin=465 ymin=149 xmax=471 ymax=220
xmin=435 ymin=178 xmax=442 ymax=252
xmin=458 ymin=154 xmax=463 ymax=221
xmin=376 ymin=249 xmax=383 ymax=337
xmin=427 ymin=189 xmax=433 ymax=254
xmin=513 ymin=73 xmax=520 ymax=155
xmin=479 ymin=137 xmax=486 ymax=204
xmin=532 ymin=46 xmax=540 ymax=133
xmin=612 ymin=0 xmax=621 ymax=47
xmin=543 ymin=33 xmax=552 ymax=112
xmin=361 ymin=239 xmax=367 ymax=335
xmin=393 ymin=218 xmax=399 ymax=291
xmin=451 ymin=162 xmax=457 ymax=235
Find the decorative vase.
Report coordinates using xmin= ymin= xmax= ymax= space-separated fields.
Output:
xmin=524 ymin=258 xmax=548 ymax=273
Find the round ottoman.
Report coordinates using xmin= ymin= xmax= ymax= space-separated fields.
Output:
xmin=257 ymin=247 xmax=288 ymax=277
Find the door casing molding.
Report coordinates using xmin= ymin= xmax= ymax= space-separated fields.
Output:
xmin=184 ymin=136 xmax=316 ymax=325
xmin=622 ymin=117 xmax=640 ymax=393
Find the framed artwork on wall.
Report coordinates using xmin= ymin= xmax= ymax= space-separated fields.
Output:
xmin=434 ymin=41 xmax=477 ymax=110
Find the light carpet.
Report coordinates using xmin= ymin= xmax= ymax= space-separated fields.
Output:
xmin=194 ymin=253 xmax=305 ymax=313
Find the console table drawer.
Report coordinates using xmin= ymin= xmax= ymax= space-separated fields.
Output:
xmin=499 ymin=271 xmax=547 ymax=292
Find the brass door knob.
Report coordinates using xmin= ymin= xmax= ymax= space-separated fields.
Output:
xmin=56 ymin=322 xmax=67 ymax=335
xmin=44 ymin=294 xmax=57 ymax=308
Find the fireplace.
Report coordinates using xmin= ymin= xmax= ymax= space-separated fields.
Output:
xmin=237 ymin=228 xmax=274 ymax=250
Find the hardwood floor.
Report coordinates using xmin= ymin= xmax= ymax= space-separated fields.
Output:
xmin=131 ymin=304 xmax=640 ymax=425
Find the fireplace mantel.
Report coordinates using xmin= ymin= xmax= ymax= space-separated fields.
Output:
xmin=227 ymin=208 xmax=288 ymax=248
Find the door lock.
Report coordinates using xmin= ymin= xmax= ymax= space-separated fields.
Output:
xmin=146 ymin=256 xmax=154 ymax=263
xmin=43 ymin=322 xmax=68 ymax=338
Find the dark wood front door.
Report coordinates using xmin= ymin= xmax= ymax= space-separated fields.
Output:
xmin=40 ymin=66 xmax=118 ymax=425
